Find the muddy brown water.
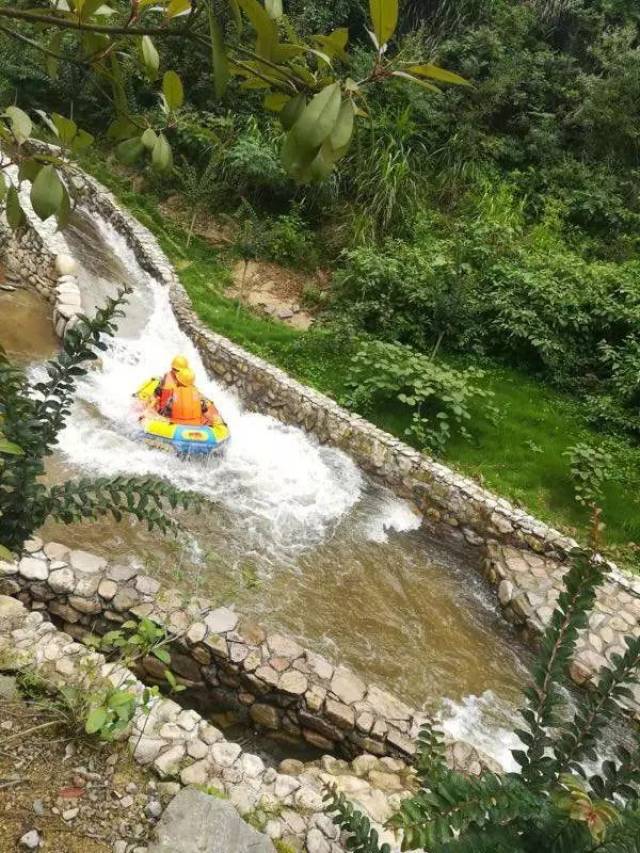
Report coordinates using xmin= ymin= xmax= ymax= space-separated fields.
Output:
xmin=2 ymin=215 xmax=535 ymax=766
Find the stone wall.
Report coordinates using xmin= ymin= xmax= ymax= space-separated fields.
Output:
xmin=1 ymin=537 xmax=434 ymax=763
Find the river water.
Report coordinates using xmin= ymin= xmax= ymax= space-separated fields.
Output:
xmin=4 ymin=207 xmax=536 ymax=770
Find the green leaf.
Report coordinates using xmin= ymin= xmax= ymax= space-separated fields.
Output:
xmin=0 ymin=437 xmax=24 ymax=455
xmin=227 ymin=0 xmax=242 ymax=31
xmin=314 ymin=27 xmax=349 ymax=61
xmin=71 ymin=129 xmax=94 ymax=152
xmin=369 ymin=0 xmax=398 ymax=47
xmin=85 ymin=706 xmax=108 ymax=734
xmin=5 ymin=185 xmax=25 ymax=228
xmin=162 ymin=70 xmax=184 ymax=110
xmin=280 ymin=93 xmax=305 ymax=130
xmin=207 ymin=3 xmax=229 ymax=99
xmin=56 ymin=186 xmax=72 ymax=230
xmin=329 ymin=99 xmax=354 ymax=151
xmin=30 ymin=165 xmax=64 ymax=221
xmin=293 ymin=82 xmax=341 ymax=151
xmin=153 ymin=647 xmax=171 ymax=664
xmin=52 ymin=113 xmax=77 ymax=146
xmin=265 ymin=0 xmax=282 ymax=18
xmin=107 ymin=116 xmax=139 ymax=141
xmin=116 ymin=137 xmax=145 ymax=165
xmin=392 ymin=70 xmax=442 ymax=94
xmin=165 ymin=0 xmax=190 ymax=19
xmin=141 ymin=35 xmax=160 ymax=79
xmin=141 ymin=127 xmax=158 ymax=150
xmin=5 ymin=106 xmax=32 ymax=145
xmin=18 ymin=159 xmax=42 ymax=183
xmin=0 ymin=544 xmax=13 ymax=560
xmin=407 ymin=63 xmax=469 ymax=86
xmin=237 ymin=0 xmax=278 ymax=60
xmin=263 ymin=92 xmax=289 ymax=112
xmin=151 ymin=133 xmax=173 ymax=172
xmin=0 ymin=172 xmax=6 ymax=202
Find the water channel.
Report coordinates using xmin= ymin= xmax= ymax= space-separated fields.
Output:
xmin=3 ymin=207 xmax=536 ymax=771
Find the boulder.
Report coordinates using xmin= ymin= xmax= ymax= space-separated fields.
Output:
xmin=148 ymin=788 xmax=275 ymax=852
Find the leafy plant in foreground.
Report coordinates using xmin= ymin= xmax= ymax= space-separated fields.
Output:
xmin=325 ymin=540 xmax=640 ymax=851
xmin=0 ymin=288 xmax=198 ymax=554
xmin=564 ymin=443 xmax=614 ymax=510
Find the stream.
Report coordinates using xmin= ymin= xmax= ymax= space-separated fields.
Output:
xmin=3 ymin=206 xmax=538 ymax=771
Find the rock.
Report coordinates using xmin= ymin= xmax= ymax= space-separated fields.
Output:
xmin=240 ymin=753 xmax=265 ymax=778
xmin=113 ymin=588 xmax=140 ymax=612
xmin=250 ymin=703 xmax=280 ymax=730
xmin=187 ymin=622 xmax=207 ymax=644
xmin=19 ymin=557 xmax=48 ymax=581
xmin=205 ymin=606 xmax=238 ymax=634
xmin=366 ymin=685 xmax=413 ymax=722
xmin=305 ymin=650 xmax=334 ymax=681
xmin=23 ymin=538 xmax=43 ymax=554
xmin=98 ymin=578 xmax=118 ymax=600
xmin=19 ymin=830 xmax=40 ymax=849
xmin=0 ymin=674 xmax=18 ymax=700
xmin=32 ymin=800 xmax=45 ymax=817
xmin=498 ymin=579 xmax=514 ymax=606
xmin=267 ymin=633 xmax=303 ymax=660
xmin=211 ymin=741 xmax=242 ymax=768
xmin=278 ymin=758 xmax=304 ymax=776
xmin=187 ymin=739 xmax=209 ymax=760
xmin=48 ymin=567 xmax=75 ymax=594
xmin=330 ymin=666 xmax=366 ymax=705
xmin=133 ymin=737 xmax=169 ymax=766
xmin=107 ymin=564 xmax=138 ymax=582
xmin=136 ymin=575 xmax=161 ymax=596
xmin=180 ymin=759 xmax=211 ymax=786
xmin=63 ymin=807 xmax=79 ymax=820
xmin=69 ymin=550 xmax=106 ymax=574
xmin=325 ymin=698 xmax=355 ymax=729
xmin=306 ymin=828 xmax=331 ymax=853
xmin=279 ymin=670 xmax=308 ymax=695
xmin=146 ymin=800 xmax=163 ymax=819
xmin=113 ymin=842 xmax=127 ymax=853
xmin=55 ymin=254 xmax=77 ymax=275
xmin=154 ymin=744 xmax=186 ymax=777
xmin=148 ymin=788 xmax=275 ymax=852
xmin=199 ymin=723 xmax=223 ymax=745
xmin=274 ymin=774 xmax=300 ymax=798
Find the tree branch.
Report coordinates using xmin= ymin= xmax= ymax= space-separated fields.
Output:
xmin=0 ymin=7 xmax=198 ymax=40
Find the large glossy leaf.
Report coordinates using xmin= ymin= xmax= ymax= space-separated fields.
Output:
xmin=263 ymin=92 xmax=289 ymax=112
xmin=85 ymin=707 xmax=107 ymax=734
xmin=18 ymin=159 xmax=42 ymax=183
xmin=293 ymin=82 xmax=341 ymax=151
xmin=280 ymin=93 xmax=305 ymax=130
xmin=71 ymin=129 xmax=94 ymax=152
xmin=5 ymin=185 xmax=25 ymax=228
xmin=52 ymin=113 xmax=77 ymax=145
xmin=141 ymin=128 xmax=158 ymax=150
xmin=151 ymin=133 xmax=173 ymax=172
xmin=30 ymin=165 xmax=64 ymax=221
xmin=0 ymin=437 xmax=24 ymax=455
xmin=5 ymin=106 xmax=32 ymax=145
xmin=407 ymin=63 xmax=469 ymax=86
xmin=329 ymin=99 xmax=354 ymax=150
xmin=392 ymin=70 xmax=442 ymax=94
xmin=141 ymin=35 xmax=160 ymax=79
xmin=369 ymin=0 xmax=398 ymax=47
xmin=162 ymin=70 xmax=184 ymax=110
xmin=237 ymin=0 xmax=278 ymax=59
xmin=207 ymin=4 xmax=229 ymax=99
xmin=56 ymin=184 xmax=72 ymax=230
xmin=314 ymin=27 xmax=349 ymax=60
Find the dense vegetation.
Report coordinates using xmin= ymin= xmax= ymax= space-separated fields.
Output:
xmin=0 ymin=0 xmax=639 ymax=564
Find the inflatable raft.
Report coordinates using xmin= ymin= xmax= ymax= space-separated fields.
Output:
xmin=134 ymin=378 xmax=230 ymax=456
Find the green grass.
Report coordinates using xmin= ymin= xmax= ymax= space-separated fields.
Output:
xmin=83 ymin=156 xmax=640 ymax=570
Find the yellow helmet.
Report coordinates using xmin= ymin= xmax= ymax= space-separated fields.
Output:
xmin=171 ymin=355 xmax=189 ymax=371
xmin=176 ymin=367 xmax=195 ymax=386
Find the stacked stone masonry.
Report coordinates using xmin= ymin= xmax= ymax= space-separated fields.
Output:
xmin=0 ymin=583 xmax=496 ymax=852
xmin=2 ymin=538 xmax=443 ymax=762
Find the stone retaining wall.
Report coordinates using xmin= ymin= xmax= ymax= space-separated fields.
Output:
xmin=1 ymin=538 xmax=434 ymax=763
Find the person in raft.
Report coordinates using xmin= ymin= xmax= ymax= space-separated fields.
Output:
xmin=153 ymin=357 xmax=223 ymax=427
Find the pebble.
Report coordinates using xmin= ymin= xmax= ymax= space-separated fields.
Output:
xmin=113 ymin=842 xmax=127 ymax=853
xmin=120 ymin=794 xmax=135 ymax=809
xmin=126 ymin=782 xmax=139 ymax=794
xmin=19 ymin=830 xmax=40 ymax=849
xmin=62 ymin=807 xmax=79 ymax=821
xmin=145 ymin=799 xmax=162 ymax=819
xmin=32 ymin=799 xmax=45 ymax=817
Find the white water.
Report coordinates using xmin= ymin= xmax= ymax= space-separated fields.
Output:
xmin=14 ymin=199 xmax=538 ymax=770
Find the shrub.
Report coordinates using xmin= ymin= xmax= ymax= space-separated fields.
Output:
xmin=260 ymin=210 xmax=320 ymax=271
xmin=564 ymin=443 xmax=614 ymax=510
xmin=346 ymin=340 xmax=496 ymax=453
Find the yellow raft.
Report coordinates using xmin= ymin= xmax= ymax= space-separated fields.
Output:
xmin=134 ymin=378 xmax=230 ymax=456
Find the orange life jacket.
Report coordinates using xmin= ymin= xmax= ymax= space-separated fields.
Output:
xmin=166 ymin=386 xmax=205 ymax=425
xmin=156 ymin=371 xmax=178 ymax=410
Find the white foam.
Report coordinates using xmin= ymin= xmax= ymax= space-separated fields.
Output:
xmin=437 ymin=691 xmax=522 ymax=772
xmin=54 ymin=224 xmax=363 ymax=561
xmin=363 ymin=496 xmax=422 ymax=543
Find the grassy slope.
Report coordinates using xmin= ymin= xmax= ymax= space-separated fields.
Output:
xmin=85 ymin=158 xmax=640 ymax=568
